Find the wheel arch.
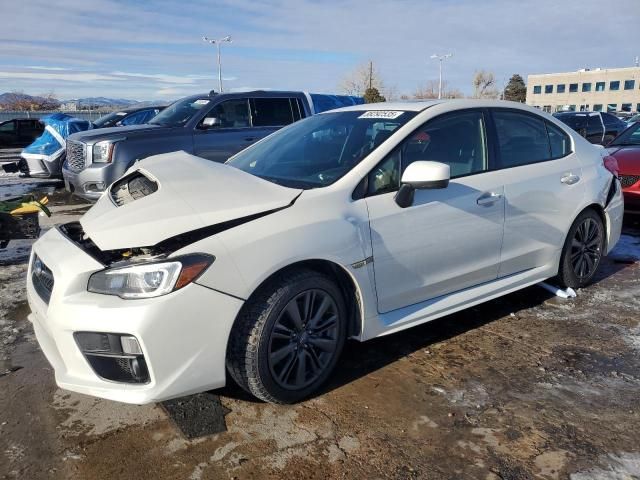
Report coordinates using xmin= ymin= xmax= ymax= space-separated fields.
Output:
xmin=235 ymin=259 xmax=365 ymax=340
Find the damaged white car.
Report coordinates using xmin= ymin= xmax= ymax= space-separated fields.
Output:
xmin=27 ymin=100 xmax=623 ymax=404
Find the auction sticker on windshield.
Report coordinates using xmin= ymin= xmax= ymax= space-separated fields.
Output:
xmin=358 ymin=111 xmax=404 ymax=119
xmin=194 ymin=99 xmax=210 ymax=106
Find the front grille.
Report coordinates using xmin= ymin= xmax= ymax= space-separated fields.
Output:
xmin=32 ymin=254 xmax=54 ymax=304
xmin=620 ymin=174 xmax=640 ymax=189
xmin=66 ymin=140 xmax=86 ymax=172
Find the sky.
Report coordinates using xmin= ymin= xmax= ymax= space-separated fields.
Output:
xmin=1 ymin=0 xmax=639 ymax=102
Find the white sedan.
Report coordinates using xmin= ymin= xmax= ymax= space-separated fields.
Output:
xmin=27 ymin=100 xmax=623 ymax=404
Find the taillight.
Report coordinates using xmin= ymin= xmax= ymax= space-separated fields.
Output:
xmin=603 ymin=155 xmax=619 ymax=177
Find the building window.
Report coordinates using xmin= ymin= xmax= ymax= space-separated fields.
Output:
xmin=637 ymin=103 xmax=640 ymax=113
xmin=543 ymin=105 xmax=552 ymax=112
xmin=533 ymin=85 xmax=541 ymax=94
xmin=556 ymin=84 xmax=566 ymax=93
xmin=568 ymin=105 xmax=576 ymax=111
xmin=607 ymin=103 xmax=617 ymax=112
xmin=621 ymin=103 xmax=632 ymax=112
xmin=624 ymin=80 xmax=635 ymax=90
xmin=593 ymin=104 xmax=603 ymax=112
xmin=555 ymin=105 xmax=564 ymax=112
xmin=579 ymin=104 xmax=589 ymax=111
xmin=544 ymin=85 xmax=553 ymax=94
xmin=610 ymin=81 xmax=620 ymax=91
xmin=595 ymin=82 xmax=605 ymax=92
xmin=582 ymin=83 xmax=592 ymax=92
xmin=569 ymin=83 xmax=578 ymax=93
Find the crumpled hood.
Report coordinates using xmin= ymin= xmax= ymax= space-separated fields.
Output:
xmin=80 ymin=151 xmax=302 ymax=250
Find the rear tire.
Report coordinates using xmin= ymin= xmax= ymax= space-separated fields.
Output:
xmin=227 ymin=269 xmax=347 ymax=404
xmin=557 ymin=209 xmax=605 ymax=289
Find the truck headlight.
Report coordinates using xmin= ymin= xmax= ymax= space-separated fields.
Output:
xmin=88 ymin=254 xmax=214 ymax=299
xmin=93 ymin=141 xmax=116 ymax=163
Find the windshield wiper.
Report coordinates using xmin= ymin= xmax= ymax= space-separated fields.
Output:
xmin=610 ymin=142 xmax=640 ymax=147
xmin=256 ymin=175 xmax=320 ymax=189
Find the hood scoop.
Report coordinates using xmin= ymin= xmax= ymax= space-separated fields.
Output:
xmin=111 ymin=171 xmax=159 ymax=206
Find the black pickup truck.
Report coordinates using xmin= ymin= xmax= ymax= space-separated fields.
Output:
xmin=553 ymin=111 xmax=628 ymax=145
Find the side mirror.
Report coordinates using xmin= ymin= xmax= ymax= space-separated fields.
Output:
xmin=201 ymin=117 xmax=222 ymax=129
xmin=395 ymin=161 xmax=450 ymax=208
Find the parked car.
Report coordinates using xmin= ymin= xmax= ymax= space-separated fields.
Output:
xmin=607 ymin=121 xmax=640 ymax=213
xmin=19 ymin=114 xmax=92 ymax=178
xmin=27 ymin=100 xmax=622 ymax=405
xmin=625 ymin=114 xmax=640 ymax=125
xmin=553 ymin=111 xmax=628 ymax=145
xmin=0 ymin=118 xmax=43 ymax=149
xmin=62 ymin=91 xmax=364 ymax=201
xmin=92 ymin=106 xmax=166 ymax=129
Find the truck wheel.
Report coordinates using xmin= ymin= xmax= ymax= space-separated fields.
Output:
xmin=227 ymin=269 xmax=347 ymax=403
xmin=557 ymin=209 xmax=604 ymax=289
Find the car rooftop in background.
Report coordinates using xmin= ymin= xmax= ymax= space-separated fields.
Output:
xmin=92 ymin=106 xmax=167 ymax=129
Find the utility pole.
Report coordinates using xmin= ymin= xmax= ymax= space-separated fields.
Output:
xmin=202 ymin=35 xmax=232 ymax=92
xmin=430 ymin=53 xmax=453 ymax=99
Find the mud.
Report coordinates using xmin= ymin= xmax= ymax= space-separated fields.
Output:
xmin=1 ymin=175 xmax=640 ymax=479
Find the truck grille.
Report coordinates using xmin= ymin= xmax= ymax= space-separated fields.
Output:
xmin=620 ymin=175 xmax=640 ymax=189
xmin=32 ymin=254 xmax=54 ymax=304
xmin=66 ymin=140 xmax=86 ymax=172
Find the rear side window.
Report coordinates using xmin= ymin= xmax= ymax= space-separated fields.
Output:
xmin=493 ymin=110 xmax=551 ymax=168
xmin=546 ymin=122 xmax=572 ymax=158
xmin=250 ymin=98 xmax=296 ymax=127
xmin=0 ymin=121 xmax=16 ymax=132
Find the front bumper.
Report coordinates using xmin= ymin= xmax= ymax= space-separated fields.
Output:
xmin=21 ymin=153 xmax=63 ymax=178
xmin=623 ymin=188 xmax=640 ymax=214
xmin=27 ymin=227 xmax=244 ymax=404
xmin=62 ymin=161 xmax=119 ymax=202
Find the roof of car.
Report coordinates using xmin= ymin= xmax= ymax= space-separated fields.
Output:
xmin=119 ymin=105 xmax=167 ymax=113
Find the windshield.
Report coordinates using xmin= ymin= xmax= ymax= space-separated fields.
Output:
xmin=609 ymin=122 xmax=640 ymax=146
xmin=227 ymin=110 xmax=417 ymax=189
xmin=93 ymin=111 xmax=127 ymax=128
xmin=149 ymin=97 xmax=210 ymax=127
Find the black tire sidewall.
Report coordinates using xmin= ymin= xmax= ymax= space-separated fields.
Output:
xmin=255 ymin=273 xmax=347 ymax=403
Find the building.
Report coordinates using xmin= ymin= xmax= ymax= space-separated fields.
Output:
xmin=61 ymin=101 xmax=78 ymax=112
xmin=526 ymin=67 xmax=640 ymax=113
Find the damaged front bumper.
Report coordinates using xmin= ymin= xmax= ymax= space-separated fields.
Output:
xmin=26 ymin=227 xmax=244 ymax=404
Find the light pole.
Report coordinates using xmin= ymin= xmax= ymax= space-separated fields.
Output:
xmin=203 ymin=35 xmax=232 ymax=92
xmin=430 ymin=53 xmax=453 ymax=99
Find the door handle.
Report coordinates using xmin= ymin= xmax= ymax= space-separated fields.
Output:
xmin=476 ymin=192 xmax=503 ymax=206
xmin=561 ymin=174 xmax=580 ymax=185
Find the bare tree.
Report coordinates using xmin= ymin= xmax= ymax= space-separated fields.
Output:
xmin=473 ymin=70 xmax=499 ymax=99
xmin=414 ymin=80 xmax=463 ymax=99
xmin=340 ymin=61 xmax=385 ymax=96
xmin=3 ymin=90 xmax=60 ymax=110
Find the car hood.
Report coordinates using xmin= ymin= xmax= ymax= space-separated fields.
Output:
xmin=68 ymin=123 xmax=164 ymax=143
xmin=608 ymin=145 xmax=640 ymax=175
xmin=80 ymin=151 xmax=302 ymax=251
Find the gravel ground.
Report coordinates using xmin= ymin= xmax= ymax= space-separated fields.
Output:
xmin=1 ymin=175 xmax=640 ymax=480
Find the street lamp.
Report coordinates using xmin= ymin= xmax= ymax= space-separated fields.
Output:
xmin=430 ymin=53 xmax=453 ymax=99
xmin=203 ymin=35 xmax=232 ymax=93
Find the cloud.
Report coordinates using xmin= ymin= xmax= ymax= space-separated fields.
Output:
xmin=1 ymin=0 xmax=639 ymax=100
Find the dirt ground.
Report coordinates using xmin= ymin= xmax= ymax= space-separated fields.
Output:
xmin=1 ymin=173 xmax=640 ymax=480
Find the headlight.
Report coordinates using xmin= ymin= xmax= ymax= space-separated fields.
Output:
xmin=93 ymin=141 xmax=116 ymax=163
xmin=88 ymin=254 xmax=214 ymax=299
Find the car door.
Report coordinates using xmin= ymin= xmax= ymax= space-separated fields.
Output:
xmin=192 ymin=98 xmax=256 ymax=163
xmin=490 ymin=109 xmax=584 ymax=278
xmin=365 ymin=109 xmax=505 ymax=313
xmin=586 ymin=113 xmax=605 ymax=144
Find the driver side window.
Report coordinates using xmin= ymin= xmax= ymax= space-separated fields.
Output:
xmin=203 ymin=99 xmax=250 ymax=128
xmin=367 ymin=110 xmax=488 ymax=196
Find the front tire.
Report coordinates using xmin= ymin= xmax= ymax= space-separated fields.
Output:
xmin=557 ymin=209 xmax=605 ymax=288
xmin=227 ymin=269 xmax=347 ymax=404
